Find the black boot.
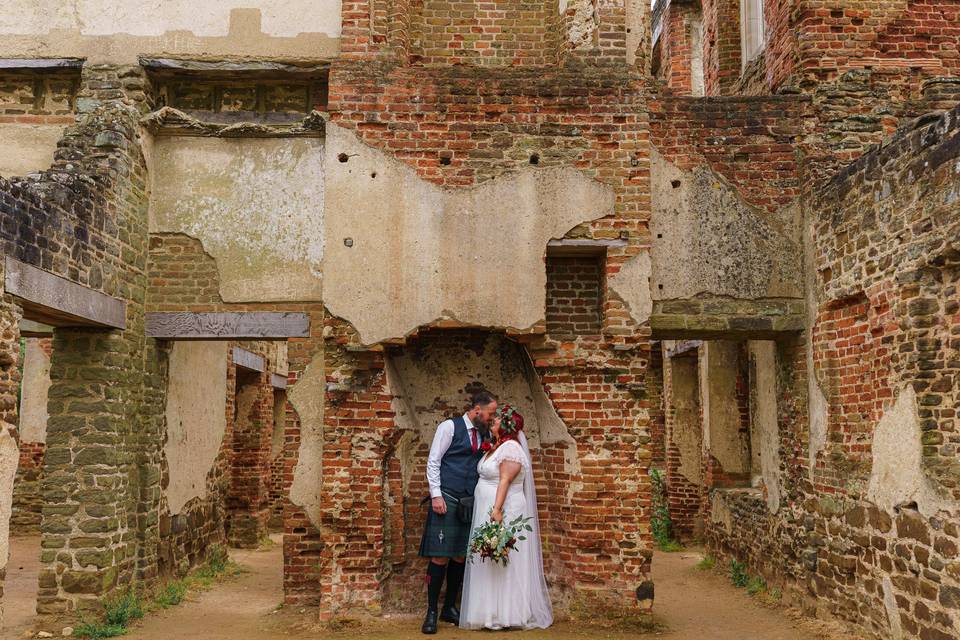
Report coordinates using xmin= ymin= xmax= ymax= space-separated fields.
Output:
xmin=421 ymin=609 xmax=439 ymax=635
xmin=440 ymin=560 xmax=465 ymax=625
xmin=423 ymin=562 xmax=446 ymax=634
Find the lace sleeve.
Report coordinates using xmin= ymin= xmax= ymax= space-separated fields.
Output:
xmin=496 ymin=440 xmax=527 ymax=465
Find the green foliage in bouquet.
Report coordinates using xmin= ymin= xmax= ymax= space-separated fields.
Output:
xmin=468 ymin=512 xmax=533 ymax=567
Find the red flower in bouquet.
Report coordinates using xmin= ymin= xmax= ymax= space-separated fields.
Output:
xmin=480 ymin=441 xmax=492 ymax=452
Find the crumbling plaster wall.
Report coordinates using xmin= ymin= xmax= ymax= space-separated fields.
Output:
xmin=385 ymin=332 xmax=573 ymax=468
xmin=0 ymin=3 xmax=340 ymax=63
xmin=162 ymin=341 xmax=229 ymax=515
xmin=0 ymin=125 xmax=66 ymax=178
xmin=19 ymin=338 xmax=51 ymax=445
xmin=747 ymin=340 xmax=780 ymax=512
xmin=649 ymin=147 xmax=801 ymax=301
xmin=149 ymin=137 xmax=325 ymax=303
xmin=323 ymin=124 xmax=617 ymax=345
xmin=149 ymin=125 xmax=618 ymax=346
xmin=669 ymin=354 xmax=702 ymax=486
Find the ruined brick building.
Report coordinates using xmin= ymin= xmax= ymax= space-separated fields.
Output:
xmin=0 ymin=1 xmax=956 ymax=639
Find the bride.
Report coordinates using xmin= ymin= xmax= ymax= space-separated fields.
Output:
xmin=460 ymin=405 xmax=553 ymax=630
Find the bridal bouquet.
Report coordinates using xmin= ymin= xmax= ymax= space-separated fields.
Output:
xmin=468 ymin=513 xmax=533 ymax=567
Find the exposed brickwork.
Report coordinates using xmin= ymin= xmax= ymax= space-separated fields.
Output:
xmin=701 ymin=0 xmax=741 ymax=95
xmin=546 ymin=256 xmax=604 ymax=337
xmin=10 ymin=440 xmax=45 ymax=533
xmin=662 ymin=349 xmax=703 ymax=539
xmin=648 ymin=343 xmax=666 ymax=468
xmin=226 ymin=366 xmax=275 ymax=548
xmin=706 ymin=103 xmax=960 ymax=640
xmin=0 ymin=69 xmax=78 ymax=124
xmin=409 ymin=0 xmax=560 ymax=66
xmin=650 ymin=95 xmax=807 ymax=213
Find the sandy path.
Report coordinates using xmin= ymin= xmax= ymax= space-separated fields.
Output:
xmin=4 ymin=535 xmax=41 ymax=638
xmin=125 ymin=536 xmax=288 ymax=640
xmin=651 ymin=550 xmax=854 ymax=640
xmin=4 ymin=536 xmax=859 ymax=639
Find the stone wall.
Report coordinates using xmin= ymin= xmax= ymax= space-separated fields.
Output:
xmin=706 ymin=103 xmax=960 ymax=640
xmin=0 ymin=65 xmax=157 ymax=615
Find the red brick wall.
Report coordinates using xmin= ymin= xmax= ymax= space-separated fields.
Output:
xmin=409 ymin=0 xmax=560 ymax=66
xmin=227 ymin=366 xmax=275 ymax=548
xmin=648 ymin=344 xmax=666 ymax=468
xmin=546 ymin=256 xmax=604 ymax=336
xmin=650 ymin=95 xmax=807 ymax=213
xmin=810 ymin=290 xmax=895 ymax=493
xmin=701 ymin=0 xmax=741 ymax=95
xmin=706 ymin=103 xmax=960 ymax=640
xmin=663 ymin=351 xmax=703 ymax=539
xmin=653 ymin=2 xmax=698 ymax=94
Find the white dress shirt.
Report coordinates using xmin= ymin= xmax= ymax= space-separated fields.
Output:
xmin=426 ymin=413 xmax=477 ymax=498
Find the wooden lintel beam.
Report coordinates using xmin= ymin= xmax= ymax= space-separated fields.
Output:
xmin=233 ymin=347 xmax=265 ymax=373
xmin=5 ymin=258 xmax=126 ymax=329
xmin=145 ymin=312 xmax=310 ymax=340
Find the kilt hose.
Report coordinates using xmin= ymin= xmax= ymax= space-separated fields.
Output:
xmin=419 ymin=490 xmax=474 ymax=558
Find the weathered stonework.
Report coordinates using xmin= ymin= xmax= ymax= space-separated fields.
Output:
xmin=0 ymin=0 xmax=957 ymax=637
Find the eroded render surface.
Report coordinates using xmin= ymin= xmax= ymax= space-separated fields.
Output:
xmin=0 ymin=3 xmax=340 ymax=63
xmin=18 ymin=339 xmax=51 ymax=445
xmin=323 ymin=124 xmax=616 ymax=344
xmin=649 ymin=148 xmax=802 ymax=301
xmin=162 ymin=341 xmax=229 ymax=515
xmin=0 ymin=125 xmax=66 ymax=179
xmin=149 ymin=137 xmax=325 ymax=303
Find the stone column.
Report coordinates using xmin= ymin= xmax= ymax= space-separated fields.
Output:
xmin=0 ymin=296 xmax=23 ymax=624
xmin=700 ymin=341 xmax=751 ymax=489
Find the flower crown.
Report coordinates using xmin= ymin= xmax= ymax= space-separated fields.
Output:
xmin=495 ymin=404 xmax=524 ymax=436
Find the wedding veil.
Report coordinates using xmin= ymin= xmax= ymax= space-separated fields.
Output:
xmin=518 ymin=429 xmax=554 ymax=628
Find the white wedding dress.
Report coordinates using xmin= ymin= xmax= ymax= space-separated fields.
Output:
xmin=460 ymin=432 xmax=553 ymax=630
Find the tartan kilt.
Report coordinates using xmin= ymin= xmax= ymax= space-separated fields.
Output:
xmin=418 ymin=492 xmax=473 ymax=558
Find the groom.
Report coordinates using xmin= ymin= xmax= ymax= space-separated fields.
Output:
xmin=419 ymin=390 xmax=498 ymax=634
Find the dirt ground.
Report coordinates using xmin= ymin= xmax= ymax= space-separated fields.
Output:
xmin=5 ymin=535 xmax=41 ymax=636
xmin=3 ymin=536 xmax=860 ymax=640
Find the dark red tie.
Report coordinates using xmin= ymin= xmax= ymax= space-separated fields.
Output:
xmin=470 ymin=428 xmax=478 ymax=453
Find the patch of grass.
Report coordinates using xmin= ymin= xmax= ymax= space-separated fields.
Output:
xmin=695 ymin=554 xmax=716 ymax=571
xmin=746 ymin=576 xmax=767 ymax=596
xmin=729 ymin=559 xmax=749 ymax=588
xmin=73 ymin=622 xmax=127 ymax=639
xmin=755 ymin=587 xmax=782 ymax=606
xmin=658 ymin=539 xmax=685 ymax=552
xmin=73 ymin=591 xmax=143 ymax=639
xmin=650 ymin=469 xmax=685 ymax=552
xmin=154 ymin=581 xmax=188 ymax=608
xmin=104 ymin=591 xmax=144 ymax=627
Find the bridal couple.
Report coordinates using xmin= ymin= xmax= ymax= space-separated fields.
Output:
xmin=419 ymin=391 xmax=553 ymax=633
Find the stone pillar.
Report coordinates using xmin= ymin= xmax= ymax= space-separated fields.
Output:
xmin=700 ymin=341 xmax=751 ymax=489
xmin=0 ymin=296 xmax=22 ymax=624
xmin=38 ymin=329 xmax=143 ymax=615
xmin=226 ymin=365 xmax=274 ymax=548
